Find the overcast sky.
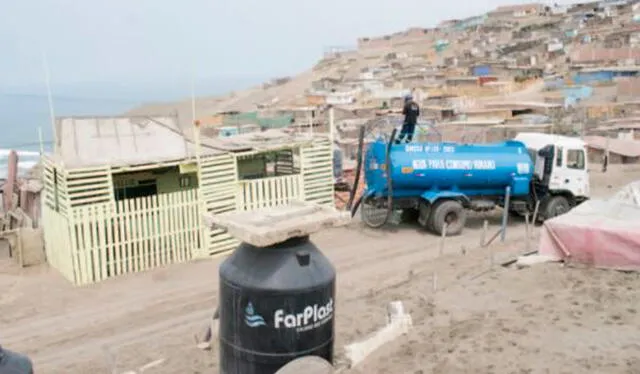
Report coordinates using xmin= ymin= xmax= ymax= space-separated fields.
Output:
xmin=1 ymin=0 xmax=578 ymax=92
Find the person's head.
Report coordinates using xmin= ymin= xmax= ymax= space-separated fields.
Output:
xmin=404 ymin=94 xmax=413 ymax=103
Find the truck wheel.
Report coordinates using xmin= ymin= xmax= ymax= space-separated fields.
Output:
xmin=544 ymin=196 xmax=570 ymax=220
xmin=417 ymin=202 xmax=432 ymax=229
xmin=431 ymin=200 xmax=466 ymax=236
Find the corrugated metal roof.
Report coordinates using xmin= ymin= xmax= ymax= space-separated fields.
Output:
xmin=55 ymin=116 xmax=198 ymax=168
xmin=584 ymin=135 xmax=640 ymax=157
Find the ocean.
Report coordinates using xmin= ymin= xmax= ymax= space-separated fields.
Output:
xmin=0 ymin=76 xmax=266 ymax=179
xmin=0 ymin=94 xmax=136 ymax=179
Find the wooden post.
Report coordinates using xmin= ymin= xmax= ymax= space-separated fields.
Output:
xmin=480 ymin=219 xmax=488 ymax=246
xmin=42 ymin=51 xmax=58 ymax=155
xmin=38 ymin=127 xmax=44 ymax=155
xmin=524 ymin=213 xmax=530 ymax=253
xmin=432 ymin=272 xmax=437 ymax=292
xmin=500 ymin=186 xmax=511 ymax=242
xmin=439 ymin=223 xmax=447 ymax=256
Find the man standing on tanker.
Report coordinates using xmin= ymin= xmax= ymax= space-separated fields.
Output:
xmin=396 ymin=94 xmax=420 ymax=144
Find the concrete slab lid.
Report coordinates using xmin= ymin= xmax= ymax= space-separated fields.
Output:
xmin=204 ymin=200 xmax=351 ymax=247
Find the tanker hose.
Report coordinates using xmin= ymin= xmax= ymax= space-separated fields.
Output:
xmin=347 ymin=125 xmax=366 ymax=213
xmin=384 ymin=128 xmax=397 ymax=225
xmin=350 ymin=194 xmax=362 ymax=218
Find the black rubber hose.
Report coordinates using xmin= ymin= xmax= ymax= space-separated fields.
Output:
xmin=360 ymin=128 xmax=396 ymax=228
xmin=346 ymin=125 xmax=366 ymax=211
xmin=350 ymin=194 xmax=362 ymax=218
xmin=384 ymin=128 xmax=397 ymax=225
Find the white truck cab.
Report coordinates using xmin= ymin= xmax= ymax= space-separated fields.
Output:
xmin=514 ymin=132 xmax=590 ymax=219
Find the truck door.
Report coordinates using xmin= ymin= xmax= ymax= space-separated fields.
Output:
xmin=563 ymin=147 xmax=589 ymax=197
xmin=550 ymin=147 xmax=588 ymax=198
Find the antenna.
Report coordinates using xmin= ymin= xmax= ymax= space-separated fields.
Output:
xmin=190 ymin=71 xmax=197 ymax=127
xmin=42 ymin=51 xmax=58 ymax=154
xmin=190 ymin=62 xmax=201 ymax=165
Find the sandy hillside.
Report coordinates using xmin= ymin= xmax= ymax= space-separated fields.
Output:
xmin=0 ymin=165 xmax=639 ymax=374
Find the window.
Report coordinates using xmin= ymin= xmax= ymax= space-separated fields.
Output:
xmin=567 ymin=149 xmax=586 ymax=169
xmin=237 ymin=149 xmax=300 ymax=180
xmin=555 ymin=146 xmax=563 ymax=167
xmin=179 ymin=175 xmax=191 ymax=188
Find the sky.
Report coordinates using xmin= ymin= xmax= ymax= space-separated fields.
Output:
xmin=0 ymin=0 xmax=579 ymax=96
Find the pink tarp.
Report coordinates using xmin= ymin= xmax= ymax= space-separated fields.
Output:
xmin=539 ymin=185 xmax=640 ymax=270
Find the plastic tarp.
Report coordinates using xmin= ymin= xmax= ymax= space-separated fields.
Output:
xmin=538 ymin=181 xmax=640 ymax=270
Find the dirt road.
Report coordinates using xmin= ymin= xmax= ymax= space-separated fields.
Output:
xmin=0 ymin=165 xmax=638 ymax=373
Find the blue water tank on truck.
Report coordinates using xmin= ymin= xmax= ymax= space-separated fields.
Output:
xmin=352 ymin=130 xmax=590 ymax=236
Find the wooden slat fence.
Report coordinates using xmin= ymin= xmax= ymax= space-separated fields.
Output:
xmin=237 ymin=174 xmax=302 ymax=211
xmin=52 ymin=190 xmax=202 ymax=285
xmin=42 ymin=204 xmax=75 ymax=282
xmin=198 ymin=154 xmax=239 ymax=257
xmin=300 ymin=138 xmax=335 ymax=205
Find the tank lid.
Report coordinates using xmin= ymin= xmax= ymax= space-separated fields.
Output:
xmin=203 ymin=200 xmax=351 ymax=247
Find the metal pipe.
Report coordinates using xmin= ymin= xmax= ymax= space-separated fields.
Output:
xmin=384 ymin=128 xmax=397 ymax=225
xmin=532 ymin=199 xmax=541 ymax=224
xmin=500 ymin=186 xmax=511 ymax=242
xmin=525 ymin=213 xmax=530 ymax=252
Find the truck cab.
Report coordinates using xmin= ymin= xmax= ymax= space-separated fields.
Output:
xmin=514 ymin=132 xmax=590 ymax=219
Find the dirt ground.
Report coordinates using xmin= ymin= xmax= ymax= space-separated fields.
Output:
xmin=1 ymin=165 xmax=639 ymax=374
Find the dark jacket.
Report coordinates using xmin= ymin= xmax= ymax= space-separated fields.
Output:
xmin=402 ymin=100 xmax=420 ymax=125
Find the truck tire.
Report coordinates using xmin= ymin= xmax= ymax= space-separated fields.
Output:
xmin=431 ymin=200 xmax=466 ymax=236
xmin=543 ymin=195 xmax=571 ymax=220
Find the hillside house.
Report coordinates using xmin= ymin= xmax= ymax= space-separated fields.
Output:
xmin=571 ymin=66 xmax=640 ymax=84
xmin=488 ymin=3 xmax=545 ymax=18
xmin=584 ymin=135 xmax=640 ymax=164
xmin=42 ymin=115 xmax=334 ymax=285
xmin=458 ymin=108 xmax=513 ymax=121
xmin=312 ymin=78 xmax=341 ymax=91
xmin=617 ymin=77 xmax=640 ymax=99
xmin=484 ymin=101 xmax=563 ymax=117
xmin=570 ymin=46 xmax=640 ymax=64
xmin=603 ymin=26 xmax=640 ymax=47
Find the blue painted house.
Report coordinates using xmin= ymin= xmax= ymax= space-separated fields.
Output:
xmin=454 ymin=15 xmax=487 ymax=31
xmin=471 ymin=64 xmax=492 ymax=76
xmin=543 ymin=76 xmax=565 ymax=90
xmin=572 ymin=67 xmax=640 ymax=84
xmin=562 ymin=85 xmax=594 ymax=108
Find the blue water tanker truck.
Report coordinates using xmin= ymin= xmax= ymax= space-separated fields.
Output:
xmin=349 ymin=128 xmax=590 ymax=236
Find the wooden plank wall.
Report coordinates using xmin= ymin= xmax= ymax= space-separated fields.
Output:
xmin=198 ymin=154 xmax=239 ymax=257
xmin=66 ymin=166 xmax=113 ymax=207
xmin=42 ymin=156 xmax=69 ymax=216
xmin=300 ymin=137 xmax=335 ymax=205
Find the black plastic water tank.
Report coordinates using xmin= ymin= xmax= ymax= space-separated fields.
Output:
xmin=219 ymin=235 xmax=336 ymax=374
xmin=0 ymin=345 xmax=34 ymax=374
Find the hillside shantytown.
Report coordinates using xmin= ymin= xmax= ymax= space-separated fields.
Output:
xmin=1 ymin=1 xmax=640 ymax=373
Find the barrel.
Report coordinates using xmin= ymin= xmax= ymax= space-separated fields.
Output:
xmin=219 ymin=236 xmax=336 ymax=374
